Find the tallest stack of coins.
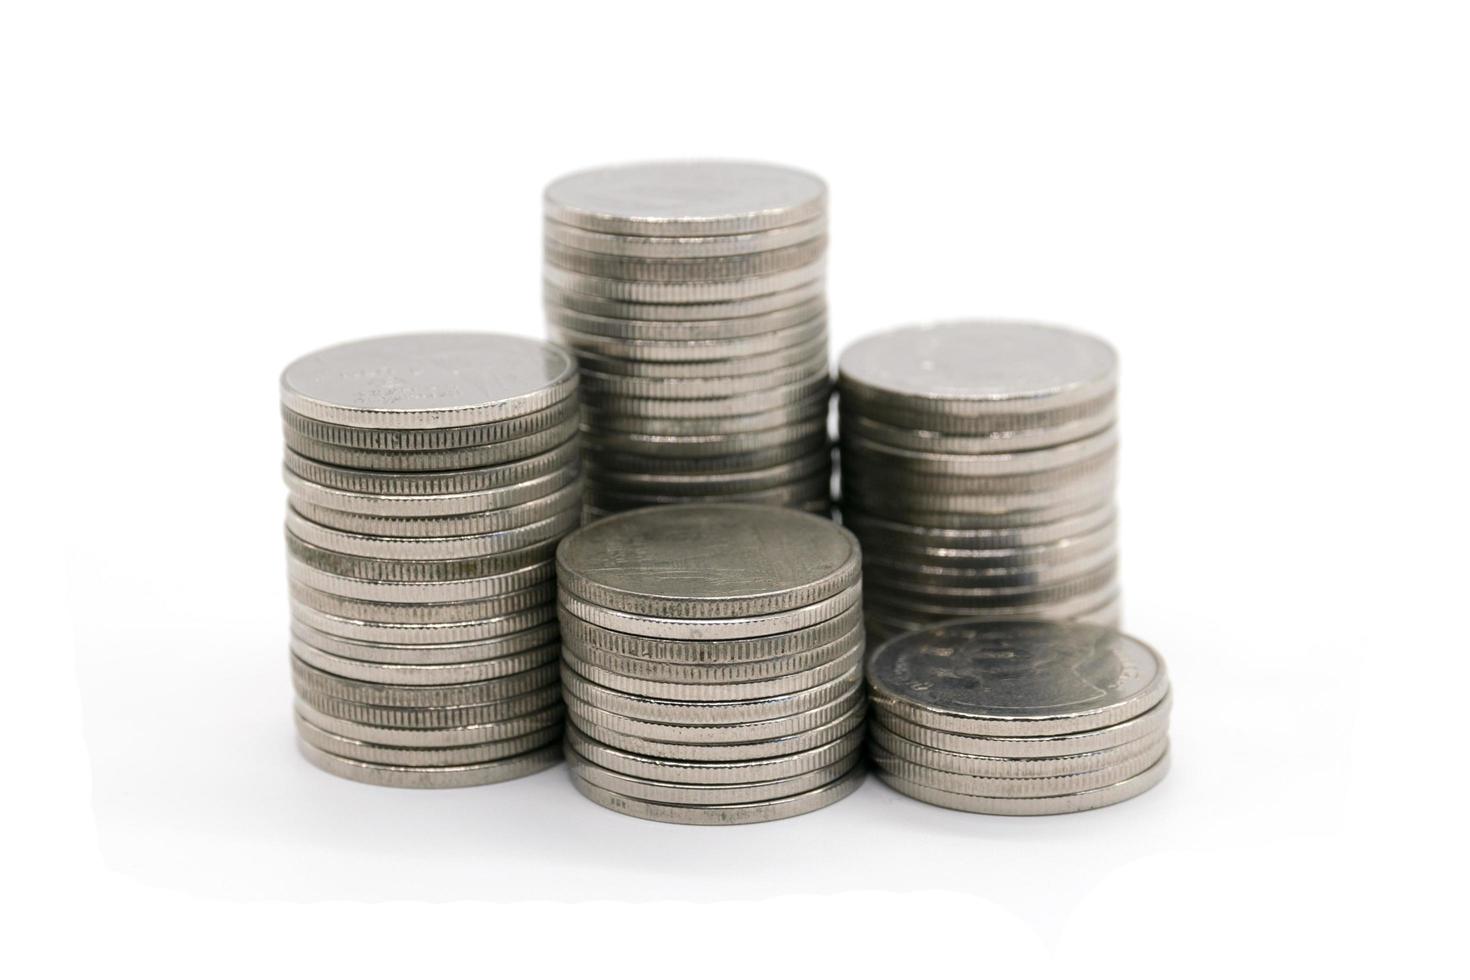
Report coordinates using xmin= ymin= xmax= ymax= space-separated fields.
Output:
xmin=543 ymin=160 xmax=833 ymax=518
xmin=279 ymin=333 xmax=584 ymax=788
xmin=838 ymin=321 xmax=1122 ymax=640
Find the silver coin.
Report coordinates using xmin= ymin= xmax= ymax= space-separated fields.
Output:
xmin=290 ymin=578 xmax=556 ymax=624
xmin=284 ymin=464 xmax=581 ymax=520
xmin=584 ymin=472 xmax=830 ymax=513
xmin=283 ymin=414 xmax=580 ymax=471
xmin=840 ymin=473 xmax=1116 ymax=522
xmin=546 ymin=295 xmax=826 ymax=340
xmin=840 ymin=405 xmax=1117 ymax=455
xmin=556 ymin=503 xmax=859 ymax=618
xmin=842 ymin=425 xmax=1118 ymax=478
xmin=567 ymin=746 xmax=858 ymax=806
xmin=563 ymin=640 xmax=863 ymax=702
xmin=839 ymin=450 xmax=1116 ymax=497
xmin=291 ymin=655 xmax=560 ymax=708
xmin=296 ymin=698 xmax=565 ymax=748
xmin=867 ymin=620 xmax=1168 ymax=737
xmin=585 ymin=429 xmax=828 ymax=473
xmin=566 ymin=330 xmax=827 ymax=381
xmin=285 ymin=533 xmax=560 ymax=583
xmin=285 ymin=506 xmax=578 ymax=562
xmin=866 ymin=588 xmax=1123 ymax=637
xmin=287 ymin=479 xmax=583 ymax=538
xmin=545 ymin=276 xmax=825 ymax=322
xmin=874 ymin=691 xmax=1170 ymax=759
xmin=556 ymin=601 xmax=864 ymax=664
xmin=558 ymin=580 xmax=859 ymax=641
xmin=872 ymin=736 xmax=1167 ymax=798
xmin=862 ymin=537 xmax=1116 ymax=583
xmin=584 ymin=450 xmax=830 ymax=496
xmin=566 ymin=721 xmax=863 ymax=785
xmin=285 ymin=555 xmax=557 ymax=603
xmin=841 ymin=490 xmax=1116 ymax=532
xmin=281 ymin=333 xmax=578 ymax=429
xmin=562 ymin=662 xmax=863 ymax=726
xmin=543 ymin=214 xmax=827 ymax=259
xmin=570 ymin=702 xmax=864 ymax=762
xmin=299 ymin=739 xmax=562 ymax=788
xmin=295 ymin=713 xmax=561 ymax=767
xmin=581 ymin=392 xmax=830 ymax=436
xmin=585 ymin=498 xmax=833 ymax=523
xmin=544 ymin=260 xmax=823 ymax=304
xmin=843 ymin=506 xmax=1116 ymax=558
xmin=576 ymin=349 xmax=829 ymax=399
xmin=837 ymin=321 xmax=1117 ymax=424
xmin=563 ymin=622 xmax=863 ymax=683
xmin=543 ymin=160 xmax=826 ymax=236
xmin=870 ymin=720 xmax=1166 ymax=778
xmin=877 ymin=750 xmax=1169 ymax=815
xmin=861 ymin=557 xmax=1118 ymax=605
xmin=290 ymin=618 xmax=561 ymax=667
xmin=280 ymin=396 xmax=578 ymax=451
xmin=284 ymin=441 xmax=581 ymax=497
xmin=291 ymin=636 xmax=560 ymax=686
xmin=566 ymin=683 xmax=865 ymax=745
xmin=544 ymin=236 xmax=826 ymax=282
xmin=552 ymin=316 xmax=825 ymax=364
xmin=296 ymin=682 xmax=562 ymax=729
xmin=581 ymin=370 xmax=829 ymax=420
xmin=568 ymin=764 xmax=862 ymax=824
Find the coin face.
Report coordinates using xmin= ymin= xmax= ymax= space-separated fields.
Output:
xmin=838 ymin=321 xmax=1117 ymax=414
xmin=280 ymin=333 xmax=578 ymax=428
xmin=866 ymin=620 xmax=1166 ymax=735
xmin=556 ymin=503 xmax=859 ymax=617
xmin=544 ymin=160 xmax=826 ymax=235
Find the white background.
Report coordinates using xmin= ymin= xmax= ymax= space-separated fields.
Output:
xmin=5 ymin=1 xmax=1466 ymax=975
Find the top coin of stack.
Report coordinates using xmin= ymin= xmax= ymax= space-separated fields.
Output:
xmin=279 ymin=333 xmax=584 ymax=788
xmin=837 ymin=321 xmax=1121 ymax=640
xmin=555 ymin=504 xmax=867 ymax=824
xmin=543 ymin=160 xmax=833 ymax=519
xmin=867 ymin=620 xmax=1172 ymax=815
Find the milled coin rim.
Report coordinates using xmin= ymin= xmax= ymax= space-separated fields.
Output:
xmin=876 ymin=750 xmax=1169 ymax=815
xmin=298 ymin=739 xmax=563 ymax=788
xmin=568 ymin=764 xmax=863 ymax=824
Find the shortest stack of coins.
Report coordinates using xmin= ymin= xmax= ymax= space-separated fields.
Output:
xmin=838 ymin=321 xmax=1122 ymax=640
xmin=867 ymin=620 xmax=1171 ymax=815
xmin=555 ymin=504 xmax=866 ymax=824
xmin=280 ymin=333 xmax=583 ymax=788
xmin=543 ymin=160 xmax=833 ymax=518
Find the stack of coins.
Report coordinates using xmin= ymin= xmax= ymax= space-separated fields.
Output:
xmin=837 ymin=320 xmax=1121 ymax=640
xmin=543 ymin=160 xmax=833 ymax=519
xmin=555 ymin=504 xmax=866 ymax=823
xmin=867 ymin=620 xmax=1171 ymax=815
xmin=279 ymin=333 xmax=583 ymax=788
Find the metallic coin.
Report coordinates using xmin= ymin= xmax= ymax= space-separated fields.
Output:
xmin=558 ymin=580 xmax=859 ymax=641
xmin=284 ymin=441 xmax=581 ymax=497
xmin=291 ymin=636 xmax=559 ymax=686
xmin=585 ymin=449 xmax=830 ymax=496
xmin=553 ymin=316 xmax=825 ymax=364
xmin=283 ymin=414 xmax=580 ymax=471
xmin=840 ymin=473 xmax=1116 ymax=522
xmin=566 ymin=722 xmax=863 ymax=785
xmin=582 ymin=370 xmax=830 ymax=420
xmin=290 ymin=618 xmax=561 ymax=666
xmin=865 ymin=589 xmax=1122 ymax=637
xmin=867 ymin=620 xmax=1168 ymax=737
xmin=566 ymin=683 xmax=865 ymax=745
xmin=296 ymin=682 xmax=562 ymax=729
xmin=295 ymin=698 xmax=565 ymax=748
xmin=568 ymin=764 xmax=862 ymax=824
xmin=556 ymin=503 xmax=859 ymax=617
xmin=567 ymin=331 xmax=827 ymax=381
xmin=544 ymin=260 xmax=823 ymax=304
xmin=564 ymin=622 xmax=863 ymax=683
xmin=843 ymin=505 xmax=1116 ymax=557
xmin=281 ymin=396 xmax=578 ymax=451
xmin=840 ymin=450 xmax=1116 ymax=498
xmin=582 ymin=479 xmax=831 ymax=515
xmin=873 ymin=736 xmax=1166 ymax=797
xmin=545 ymin=276 xmax=826 ymax=322
xmin=556 ymin=601 xmax=863 ymax=664
xmin=842 ymin=426 xmax=1118 ymax=478
xmin=581 ymin=392 xmax=830 ymax=436
xmin=281 ymin=333 xmax=578 ymax=429
xmin=295 ymin=713 xmax=561 ymax=767
xmin=877 ymin=750 xmax=1169 ymax=815
xmin=567 ymin=746 xmax=858 ymax=806
xmin=563 ymin=640 xmax=863 ymax=702
xmin=862 ymin=542 xmax=1117 ymax=587
xmin=571 ymin=702 xmax=864 ymax=762
xmin=562 ymin=663 xmax=862 ymax=726
xmin=585 ymin=499 xmax=834 ymax=523
xmin=285 ymin=555 xmax=556 ymax=604
xmin=286 ymin=533 xmax=560 ymax=583
xmin=582 ymin=416 xmax=827 ymax=461
xmin=543 ymin=161 xmax=826 ymax=237
xmin=289 ymin=579 xmax=555 ymax=625
xmin=284 ymin=464 xmax=581 ymax=521
xmin=287 ymin=480 xmax=583 ymax=538
xmin=837 ymin=321 xmax=1117 ymax=424
xmin=840 ymin=405 xmax=1117 ymax=455
xmin=546 ymin=295 xmax=826 ymax=340
xmin=861 ymin=557 xmax=1117 ymax=606
xmin=289 ymin=602 xmax=552 ymax=646
xmin=291 ymin=656 xmax=560 ymax=708
xmin=544 ymin=236 xmax=825 ymax=282
xmin=285 ymin=506 xmax=578 ymax=563
xmin=577 ymin=350 xmax=829 ymax=400
xmin=299 ymin=739 xmax=562 ymax=788
xmin=870 ymin=720 xmax=1166 ymax=778
xmin=543 ymin=214 xmax=827 ymax=259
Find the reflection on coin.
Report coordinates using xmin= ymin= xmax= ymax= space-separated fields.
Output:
xmin=298 ymin=739 xmax=563 ymax=789
xmin=568 ymin=764 xmax=863 ymax=825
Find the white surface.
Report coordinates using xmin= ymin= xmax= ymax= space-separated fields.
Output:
xmin=7 ymin=1 xmax=1466 ymax=975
